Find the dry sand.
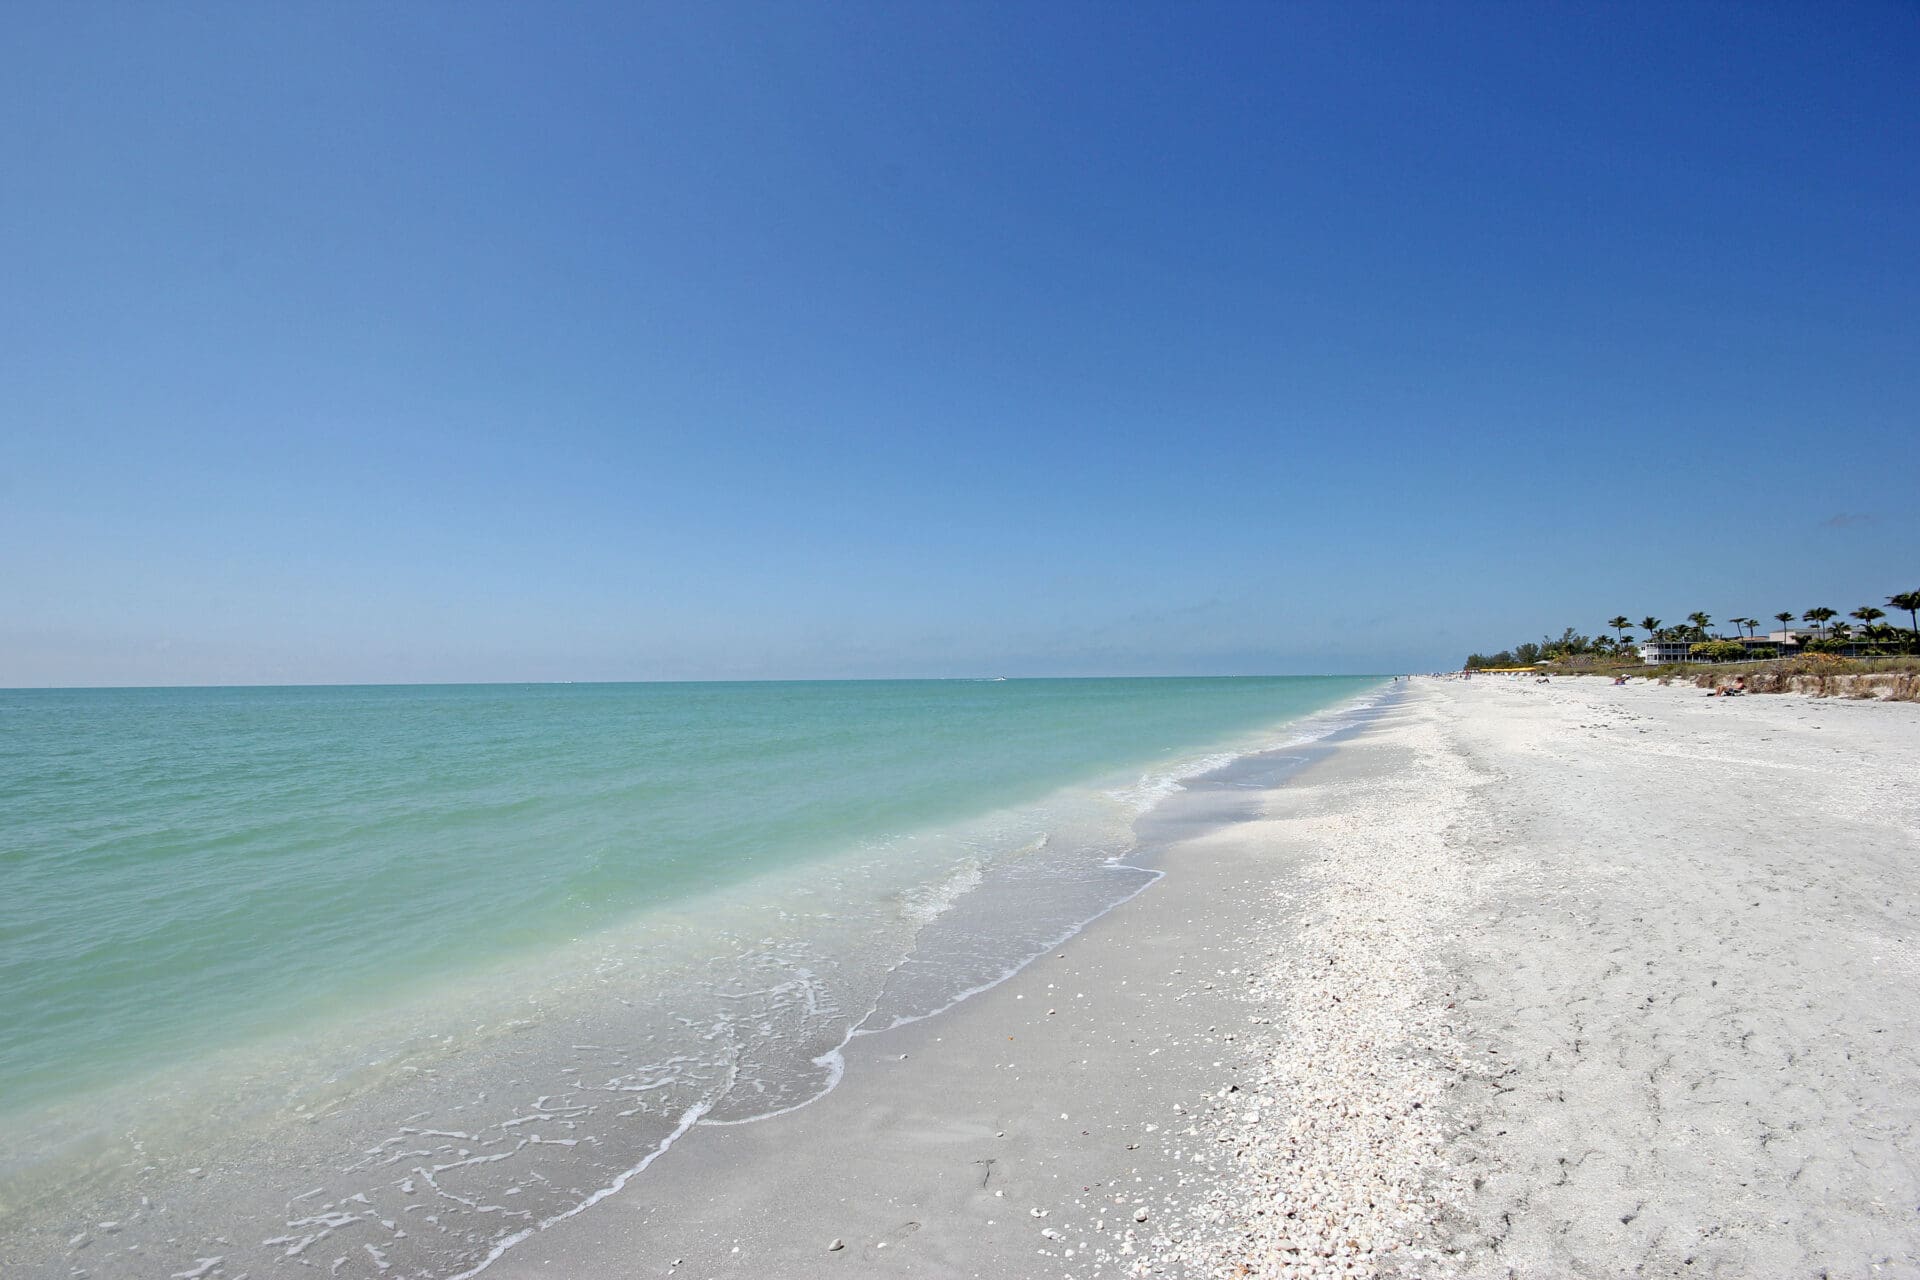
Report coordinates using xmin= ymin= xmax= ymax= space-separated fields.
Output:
xmin=1162 ymin=677 xmax=1920 ymax=1279
xmin=1412 ymin=678 xmax=1920 ymax=1278
xmin=487 ymin=678 xmax=1920 ymax=1279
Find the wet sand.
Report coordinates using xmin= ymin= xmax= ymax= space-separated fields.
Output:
xmin=480 ymin=733 xmax=1359 ymax=1279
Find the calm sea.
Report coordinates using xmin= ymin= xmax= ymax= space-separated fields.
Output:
xmin=0 ymin=676 xmax=1384 ymax=1278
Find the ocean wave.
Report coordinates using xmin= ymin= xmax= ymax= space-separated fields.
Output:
xmin=894 ymin=857 xmax=986 ymax=925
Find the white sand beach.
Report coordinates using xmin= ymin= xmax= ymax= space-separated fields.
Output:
xmin=1163 ymin=678 xmax=1920 ymax=1278
xmin=486 ymin=676 xmax=1920 ymax=1279
xmin=11 ymin=9 xmax=1915 ymax=1280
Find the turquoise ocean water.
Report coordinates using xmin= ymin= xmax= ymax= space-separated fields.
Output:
xmin=0 ymin=676 xmax=1384 ymax=1278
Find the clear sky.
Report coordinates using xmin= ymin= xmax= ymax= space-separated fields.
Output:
xmin=3 ymin=2 xmax=1915 ymax=685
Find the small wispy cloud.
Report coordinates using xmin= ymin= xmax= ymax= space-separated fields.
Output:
xmin=1821 ymin=512 xmax=1877 ymax=529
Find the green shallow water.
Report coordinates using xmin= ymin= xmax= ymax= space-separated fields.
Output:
xmin=0 ymin=676 xmax=1379 ymax=1117
xmin=2 ymin=675 xmax=1396 ymax=1280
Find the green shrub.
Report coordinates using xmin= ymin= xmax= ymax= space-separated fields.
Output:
xmin=1689 ymin=639 xmax=1747 ymax=663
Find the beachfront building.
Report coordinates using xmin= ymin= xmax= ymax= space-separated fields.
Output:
xmin=1640 ymin=638 xmax=1700 ymax=664
xmin=1640 ymin=635 xmax=1796 ymax=664
xmin=1757 ymin=629 xmax=1894 ymax=659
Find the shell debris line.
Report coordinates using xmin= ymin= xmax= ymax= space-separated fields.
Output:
xmin=1122 ymin=705 xmax=1492 ymax=1279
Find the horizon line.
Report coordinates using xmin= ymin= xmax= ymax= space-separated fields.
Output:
xmin=0 ymin=671 xmax=1399 ymax=694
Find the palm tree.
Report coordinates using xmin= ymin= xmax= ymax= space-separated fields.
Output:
xmin=1889 ymin=591 xmax=1920 ymax=651
xmin=1830 ymin=621 xmax=1853 ymax=641
xmin=1608 ymin=615 xmax=1632 ymax=644
xmin=1640 ymin=617 xmax=1662 ymax=646
xmin=1852 ymin=605 xmax=1885 ymax=631
xmin=1773 ymin=611 xmax=1796 ymax=637
xmin=1803 ymin=607 xmax=1837 ymax=638
xmin=1730 ymin=617 xmax=1754 ymax=638
xmin=1687 ymin=611 xmax=1712 ymax=639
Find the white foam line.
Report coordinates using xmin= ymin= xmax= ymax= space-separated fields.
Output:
xmin=692 ymin=691 xmax=1392 ymax=1137
xmin=872 ymin=865 xmax=1169 ymax=1035
xmin=696 ymin=1038 xmax=849 ymax=1130
xmin=445 ymin=1098 xmax=711 ymax=1280
xmin=1109 ymin=682 xmax=1395 ymax=810
xmin=700 ymin=861 xmax=1166 ymax=1128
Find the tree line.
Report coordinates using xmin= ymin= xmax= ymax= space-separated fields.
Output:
xmin=1464 ymin=591 xmax=1920 ymax=669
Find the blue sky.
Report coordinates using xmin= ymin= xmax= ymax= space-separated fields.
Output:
xmin=3 ymin=2 xmax=1915 ymax=684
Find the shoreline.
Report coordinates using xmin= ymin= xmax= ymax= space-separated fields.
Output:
xmin=3 ymin=682 xmax=1392 ymax=1280
xmin=17 ymin=677 xmax=1915 ymax=1277
xmin=489 ymin=677 xmax=1920 ymax=1279
xmin=474 ymin=698 xmax=1412 ymax=1279
xmin=473 ymin=698 xmax=1404 ymax=1278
